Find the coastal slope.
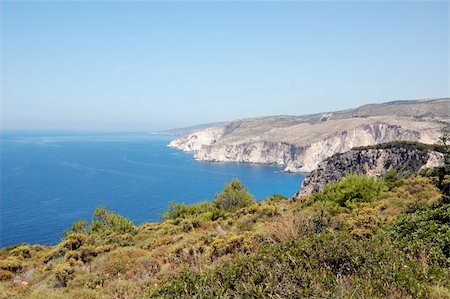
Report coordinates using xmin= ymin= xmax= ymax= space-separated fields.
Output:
xmin=169 ymin=98 xmax=450 ymax=172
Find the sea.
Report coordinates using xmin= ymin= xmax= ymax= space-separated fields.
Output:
xmin=0 ymin=131 xmax=304 ymax=247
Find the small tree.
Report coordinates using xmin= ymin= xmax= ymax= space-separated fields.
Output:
xmin=90 ymin=206 xmax=136 ymax=235
xmin=213 ymin=178 xmax=254 ymax=211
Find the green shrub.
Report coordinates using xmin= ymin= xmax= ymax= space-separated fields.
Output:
xmin=90 ymin=207 xmax=136 ymax=235
xmin=147 ymin=230 xmax=444 ymax=298
xmin=390 ymin=203 xmax=450 ymax=266
xmin=64 ymin=220 xmax=88 ymax=237
xmin=383 ymin=169 xmax=401 ymax=189
xmin=312 ymin=174 xmax=387 ymax=210
xmin=162 ymin=201 xmax=212 ymax=221
xmin=213 ymin=178 xmax=254 ymax=211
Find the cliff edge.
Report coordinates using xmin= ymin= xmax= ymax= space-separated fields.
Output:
xmin=168 ymin=99 xmax=450 ymax=172
xmin=296 ymin=142 xmax=446 ymax=197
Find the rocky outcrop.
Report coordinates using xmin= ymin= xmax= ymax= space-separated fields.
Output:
xmin=296 ymin=142 xmax=445 ymax=197
xmin=194 ymin=123 xmax=429 ymax=171
xmin=168 ymin=127 xmax=223 ymax=152
xmin=168 ymin=99 xmax=450 ymax=172
xmin=169 ymin=122 xmax=445 ymax=172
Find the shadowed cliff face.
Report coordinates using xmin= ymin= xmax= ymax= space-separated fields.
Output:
xmin=296 ymin=143 xmax=445 ymax=197
xmin=168 ymin=99 xmax=450 ymax=172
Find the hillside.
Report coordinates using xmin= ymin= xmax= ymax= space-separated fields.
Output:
xmin=169 ymin=98 xmax=450 ymax=172
xmin=0 ymin=141 xmax=449 ymax=298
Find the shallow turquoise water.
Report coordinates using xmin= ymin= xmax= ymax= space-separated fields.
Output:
xmin=0 ymin=131 xmax=304 ymax=247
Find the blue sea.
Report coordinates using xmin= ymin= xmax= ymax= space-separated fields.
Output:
xmin=0 ymin=131 xmax=304 ymax=247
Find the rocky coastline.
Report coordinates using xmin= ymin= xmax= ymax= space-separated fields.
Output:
xmin=168 ymin=99 xmax=449 ymax=173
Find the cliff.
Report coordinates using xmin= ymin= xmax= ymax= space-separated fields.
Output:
xmin=168 ymin=98 xmax=450 ymax=172
xmin=297 ymin=142 xmax=446 ymax=197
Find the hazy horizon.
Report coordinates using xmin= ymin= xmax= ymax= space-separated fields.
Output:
xmin=1 ymin=1 xmax=448 ymax=131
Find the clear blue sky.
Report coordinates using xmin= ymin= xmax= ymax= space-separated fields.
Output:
xmin=1 ymin=1 xmax=448 ymax=131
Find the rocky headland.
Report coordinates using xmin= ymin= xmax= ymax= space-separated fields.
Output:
xmin=296 ymin=141 xmax=446 ymax=197
xmin=168 ymin=99 xmax=450 ymax=172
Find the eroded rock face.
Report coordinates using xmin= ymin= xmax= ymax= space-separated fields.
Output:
xmin=168 ymin=127 xmax=223 ymax=152
xmin=195 ymin=141 xmax=298 ymax=166
xmin=296 ymin=143 xmax=445 ymax=197
xmin=169 ymin=122 xmax=443 ymax=172
xmin=167 ymin=99 xmax=449 ymax=172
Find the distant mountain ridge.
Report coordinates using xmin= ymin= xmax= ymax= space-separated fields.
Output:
xmin=168 ymin=98 xmax=450 ymax=172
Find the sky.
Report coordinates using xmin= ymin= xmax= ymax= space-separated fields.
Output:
xmin=1 ymin=1 xmax=448 ymax=131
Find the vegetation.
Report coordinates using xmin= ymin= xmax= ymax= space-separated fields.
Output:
xmin=1 ymin=157 xmax=450 ymax=298
xmin=212 ymin=178 xmax=254 ymax=211
xmin=310 ymin=173 xmax=387 ymax=209
xmin=162 ymin=201 xmax=213 ymax=221
xmin=421 ymin=134 xmax=450 ymax=203
xmin=391 ymin=203 xmax=450 ymax=266
xmin=354 ymin=140 xmax=447 ymax=154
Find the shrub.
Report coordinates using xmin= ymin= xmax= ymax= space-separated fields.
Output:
xmin=10 ymin=245 xmax=32 ymax=259
xmin=60 ymin=233 xmax=86 ymax=251
xmin=53 ymin=262 xmax=75 ymax=287
xmin=383 ymin=169 xmax=400 ymax=189
xmin=90 ymin=207 xmax=136 ymax=235
xmin=213 ymin=178 xmax=254 ymax=211
xmin=312 ymin=174 xmax=387 ymax=209
xmin=390 ymin=203 xmax=450 ymax=266
xmin=162 ymin=201 xmax=212 ymax=221
xmin=180 ymin=219 xmax=201 ymax=232
xmin=210 ymin=233 xmax=249 ymax=259
xmin=64 ymin=220 xmax=88 ymax=237
xmin=345 ymin=203 xmax=384 ymax=239
xmin=0 ymin=256 xmax=22 ymax=273
xmin=67 ymin=272 xmax=106 ymax=289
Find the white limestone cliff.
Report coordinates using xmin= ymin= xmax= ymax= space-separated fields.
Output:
xmin=167 ymin=99 xmax=449 ymax=172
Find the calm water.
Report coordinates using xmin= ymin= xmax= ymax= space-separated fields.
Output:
xmin=0 ymin=131 xmax=304 ymax=247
